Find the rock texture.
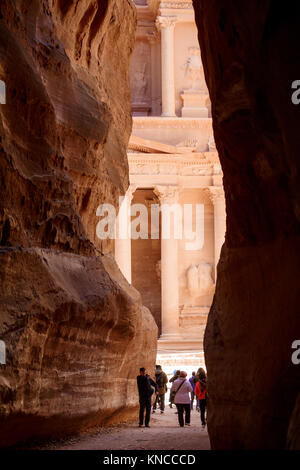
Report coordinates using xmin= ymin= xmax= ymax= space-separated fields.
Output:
xmin=193 ymin=0 xmax=300 ymax=449
xmin=0 ymin=0 xmax=157 ymax=447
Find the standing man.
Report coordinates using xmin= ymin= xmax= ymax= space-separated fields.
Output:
xmin=152 ymin=365 xmax=168 ymax=414
xmin=137 ymin=367 xmax=158 ymax=428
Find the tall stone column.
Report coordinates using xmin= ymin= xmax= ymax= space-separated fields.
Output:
xmin=147 ymin=30 xmax=161 ymax=116
xmin=209 ymin=187 xmax=226 ymax=281
xmin=156 ymin=16 xmax=176 ymax=117
xmin=114 ymin=185 xmax=136 ymax=283
xmin=154 ymin=186 xmax=180 ymax=339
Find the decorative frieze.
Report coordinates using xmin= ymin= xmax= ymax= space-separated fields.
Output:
xmin=160 ymin=1 xmax=193 ymax=9
xmin=132 ymin=116 xmax=213 ymax=129
xmin=128 ymin=151 xmax=220 ymax=178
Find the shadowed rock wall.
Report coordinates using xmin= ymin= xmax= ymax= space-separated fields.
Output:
xmin=0 ymin=0 xmax=157 ymax=447
xmin=193 ymin=0 xmax=300 ymax=449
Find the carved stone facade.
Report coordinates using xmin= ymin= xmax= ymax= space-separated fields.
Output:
xmin=115 ymin=0 xmax=226 ymax=373
xmin=130 ymin=0 xmax=210 ymax=118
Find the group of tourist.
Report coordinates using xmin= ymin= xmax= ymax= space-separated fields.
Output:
xmin=136 ymin=365 xmax=207 ymax=429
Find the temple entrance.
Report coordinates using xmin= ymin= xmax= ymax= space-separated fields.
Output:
xmin=131 ymin=188 xmax=162 ymax=335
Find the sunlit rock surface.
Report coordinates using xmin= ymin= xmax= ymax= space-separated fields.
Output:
xmin=0 ymin=0 xmax=157 ymax=447
xmin=193 ymin=0 xmax=300 ymax=450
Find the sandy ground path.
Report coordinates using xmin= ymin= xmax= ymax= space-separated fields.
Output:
xmin=39 ymin=406 xmax=210 ymax=451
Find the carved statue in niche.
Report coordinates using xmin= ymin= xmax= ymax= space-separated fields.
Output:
xmin=198 ymin=263 xmax=214 ymax=294
xmin=187 ymin=264 xmax=199 ymax=297
xmin=183 ymin=47 xmax=206 ymax=91
xmin=187 ymin=262 xmax=214 ymax=297
xmin=181 ymin=47 xmax=209 ymax=117
xmin=130 ymin=42 xmax=150 ymax=105
xmin=156 ymin=260 xmax=161 ymax=281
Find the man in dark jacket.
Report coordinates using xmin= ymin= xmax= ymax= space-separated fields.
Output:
xmin=137 ymin=367 xmax=158 ymax=427
xmin=189 ymin=371 xmax=196 ymax=410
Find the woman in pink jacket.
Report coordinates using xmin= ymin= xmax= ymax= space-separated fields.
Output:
xmin=170 ymin=371 xmax=193 ymax=427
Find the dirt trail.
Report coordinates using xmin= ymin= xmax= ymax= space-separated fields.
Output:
xmin=38 ymin=406 xmax=210 ymax=451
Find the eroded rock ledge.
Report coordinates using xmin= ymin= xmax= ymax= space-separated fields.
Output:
xmin=193 ymin=0 xmax=300 ymax=449
xmin=0 ymin=0 xmax=157 ymax=447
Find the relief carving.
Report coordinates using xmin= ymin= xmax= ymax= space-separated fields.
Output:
xmin=130 ymin=42 xmax=151 ymax=107
xmin=182 ymin=47 xmax=207 ymax=91
xmin=187 ymin=262 xmax=214 ymax=297
xmin=156 ymin=259 xmax=161 ymax=281
xmin=198 ymin=263 xmax=214 ymax=294
xmin=184 ymin=47 xmax=201 ymax=89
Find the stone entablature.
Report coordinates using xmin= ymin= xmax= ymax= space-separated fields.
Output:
xmin=148 ymin=0 xmax=193 ymax=15
xmin=160 ymin=1 xmax=193 ymax=8
xmin=159 ymin=1 xmax=194 ymax=18
xmin=128 ymin=153 xmax=220 ymax=179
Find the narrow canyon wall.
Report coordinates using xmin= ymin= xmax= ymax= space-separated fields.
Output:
xmin=0 ymin=0 xmax=157 ymax=447
xmin=193 ymin=0 xmax=300 ymax=449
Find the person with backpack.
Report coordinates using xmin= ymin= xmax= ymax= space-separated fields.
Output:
xmin=137 ymin=367 xmax=158 ymax=428
xmin=152 ymin=365 xmax=168 ymax=414
xmin=169 ymin=369 xmax=180 ymax=409
xmin=194 ymin=368 xmax=207 ymax=428
xmin=170 ymin=371 xmax=193 ymax=427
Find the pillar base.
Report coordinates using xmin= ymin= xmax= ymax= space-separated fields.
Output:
xmin=159 ymin=333 xmax=182 ymax=341
xmin=161 ymin=112 xmax=176 ymax=117
xmin=180 ymin=90 xmax=210 ymax=118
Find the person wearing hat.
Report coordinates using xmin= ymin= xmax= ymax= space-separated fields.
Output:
xmin=152 ymin=365 xmax=168 ymax=414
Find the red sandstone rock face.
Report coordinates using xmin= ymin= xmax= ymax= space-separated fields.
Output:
xmin=0 ymin=0 xmax=157 ymax=447
xmin=193 ymin=0 xmax=300 ymax=449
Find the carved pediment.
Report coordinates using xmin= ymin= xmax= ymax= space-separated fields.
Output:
xmin=128 ymin=135 xmax=193 ymax=154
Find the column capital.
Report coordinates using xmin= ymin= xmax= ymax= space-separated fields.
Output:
xmin=126 ymin=184 xmax=137 ymax=203
xmin=154 ymin=185 xmax=180 ymax=204
xmin=206 ymin=186 xmax=225 ymax=205
xmin=155 ymin=16 xmax=177 ymax=31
